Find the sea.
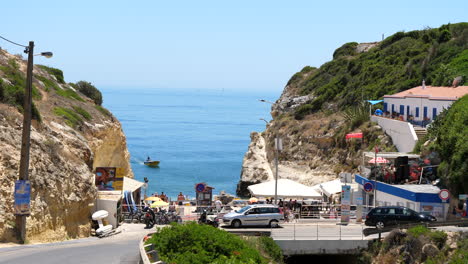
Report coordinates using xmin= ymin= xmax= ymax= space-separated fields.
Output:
xmin=101 ymin=88 xmax=278 ymax=200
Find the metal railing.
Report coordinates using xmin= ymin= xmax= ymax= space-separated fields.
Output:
xmin=270 ymin=222 xmax=367 ymax=241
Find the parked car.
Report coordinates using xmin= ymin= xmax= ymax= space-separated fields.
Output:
xmin=365 ymin=206 xmax=436 ymax=228
xmin=222 ymin=204 xmax=284 ymax=228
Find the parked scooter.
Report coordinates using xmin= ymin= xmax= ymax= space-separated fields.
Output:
xmin=198 ymin=210 xmax=219 ymax=227
xmin=142 ymin=205 xmax=155 ymax=228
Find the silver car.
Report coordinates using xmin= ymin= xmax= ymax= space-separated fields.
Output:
xmin=222 ymin=204 xmax=284 ymax=228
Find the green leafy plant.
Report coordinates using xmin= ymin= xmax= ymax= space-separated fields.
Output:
xmin=38 ymin=65 xmax=65 ymax=84
xmin=72 ymin=106 xmax=92 ymax=120
xmin=74 ymin=81 xmax=102 ymax=105
xmin=146 ymin=222 xmax=267 ymax=264
xmin=53 ymin=107 xmax=83 ymax=128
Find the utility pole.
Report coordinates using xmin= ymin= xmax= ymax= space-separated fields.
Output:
xmin=274 ymin=137 xmax=282 ymax=204
xmin=16 ymin=41 xmax=34 ymax=244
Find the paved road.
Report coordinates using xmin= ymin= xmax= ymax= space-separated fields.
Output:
xmin=0 ymin=224 xmax=150 ymax=264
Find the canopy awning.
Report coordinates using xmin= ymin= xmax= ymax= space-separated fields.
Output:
xmin=247 ymin=179 xmax=322 ymax=198
xmin=367 ymin=100 xmax=383 ymax=105
xmin=123 ymin=177 xmax=145 ymax=193
xmin=318 ymin=179 xmax=343 ymax=197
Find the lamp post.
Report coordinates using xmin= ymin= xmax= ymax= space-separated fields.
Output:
xmin=259 ymin=100 xmax=282 ymax=205
xmin=15 ymin=41 xmax=52 ymax=243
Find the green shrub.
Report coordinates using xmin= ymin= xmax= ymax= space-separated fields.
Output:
xmin=38 ymin=65 xmax=65 ymax=83
xmin=333 ymin=42 xmax=358 ymax=59
xmin=72 ymin=106 xmax=92 ymax=120
xmin=95 ymin=105 xmax=111 ymax=117
xmin=258 ymin=236 xmax=283 ymax=263
xmin=74 ymin=81 xmax=102 ymax=105
xmin=429 ymin=230 xmax=447 ymax=249
xmin=294 ymin=103 xmax=314 ymax=120
xmin=146 ymin=222 xmax=266 ymax=264
xmin=407 ymin=225 xmax=431 ymax=238
xmin=56 ymin=87 xmax=85 ymax=102
xmin=53 ymin=107 xmax=83 ymax=128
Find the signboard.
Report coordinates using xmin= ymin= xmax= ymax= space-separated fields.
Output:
xmin=345 ymin=133 xmax=363 ymax=140
xmin=439 ymin=189 xmax=450 ymax=201
xmin=14 ymin=180 xmax=31 ymax=216
xmin=363 ymin=182 xmax=374 ymax=193
xmin=341 ymin=185 xmax=351 ymax=224
xmin=459 ymin=194 xmax=468 ymax=200
xmin=195 ymin=183 xmax=207 ymax=193
xmin=95 ymin=167 xmax=124 ymax=191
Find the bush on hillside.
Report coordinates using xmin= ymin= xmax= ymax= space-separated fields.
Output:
xmin=333 ymin=42 xmax=358 ymax=59
xmin=424 ymin=95 xmax=468 ymax=195
xmin=74 ymin=81 xmax=102 ymax=105
xmin=38 ymin=65 xmax=65 ymax=84
xmin=293 ymin=22 xmax=468 ymax=118
xmin=146 ymin=222 xmax=266 ymax=264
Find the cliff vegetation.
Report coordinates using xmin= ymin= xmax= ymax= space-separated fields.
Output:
xmin=0 ymin=48 xmax=132 ymax=243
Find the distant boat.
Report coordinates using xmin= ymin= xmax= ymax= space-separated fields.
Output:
xmin=144 ymin=160 xmax=160 ymax=167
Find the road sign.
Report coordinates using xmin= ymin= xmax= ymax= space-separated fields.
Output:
xmin=363 ymin=182 xmax=374 ymax=193
xmin=195 ymin=183 xmax=206 ymax=193
xmin=439 ymin=189 xmax=450 ymax=201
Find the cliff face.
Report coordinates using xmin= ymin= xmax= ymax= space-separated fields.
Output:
xmin=238 ymin=43 xmax=395 ymax=195
xmin=0 ymin=49 xmax=132 ymax=242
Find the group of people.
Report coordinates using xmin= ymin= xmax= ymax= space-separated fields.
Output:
xmin=152 ymin=192 xmax=168 ymax=202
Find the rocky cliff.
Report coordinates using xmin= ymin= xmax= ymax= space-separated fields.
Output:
xmin=0 ymin=49 xmax=133 ymax=243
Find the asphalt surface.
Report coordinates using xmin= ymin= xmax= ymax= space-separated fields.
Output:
xmin=0 ymin=223 xmax=150 ymax=264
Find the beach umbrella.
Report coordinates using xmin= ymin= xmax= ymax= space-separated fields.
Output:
xmin=150 ymin=201 xmax=169 ymax=208
xmin=145 ymin=196 xmax=162 ymax=202
xmin=368 ymin=157 xmax=390 ymax=164
xmin=249 ymin=197 xmax=258 ymax=203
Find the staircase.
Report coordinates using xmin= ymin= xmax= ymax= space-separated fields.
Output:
xmin=413 ymin=126 xmax=427 ymax=140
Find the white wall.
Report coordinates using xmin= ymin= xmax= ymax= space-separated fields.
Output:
xmin=384 ymin=97 xmax=453 ymax=121
xmin=371 ymin=116 xmax=418 ymax=153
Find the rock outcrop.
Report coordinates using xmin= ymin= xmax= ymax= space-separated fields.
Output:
xmin=0 ymin=49 xmax=132 ymax=243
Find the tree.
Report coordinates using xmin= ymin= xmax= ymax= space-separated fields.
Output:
xmin=74 ymin=81 xmax=102 ymax=105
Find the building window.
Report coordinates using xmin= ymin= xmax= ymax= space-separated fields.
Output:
xmin=423 ymin=106 xmax=428 ymax=118
xmin=433 ymin=108 xmax=437 ymax=119
xmin=415 ymin=107 xmax=419 ymax=118
xmin=391 ymin=104 xmax=395 ymax=113
xmin=383 ymin=103 xmax=387 ymax=112
xmin=399 ymin=105 xmax=404 ymax=115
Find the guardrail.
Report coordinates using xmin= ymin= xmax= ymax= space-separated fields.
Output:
xmin=363 ymin=219 xmax=468 ymax=237
xmin=271 ymin=222 xmax=367 ymax=240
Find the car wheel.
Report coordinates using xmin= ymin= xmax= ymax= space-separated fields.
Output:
xmin=269 ymin=220 xmax=279 ymax=228
xmin=231 ymin=220 xmax=241 ymax=228
xmin=376 ymin=221 xmax=385 ymax=229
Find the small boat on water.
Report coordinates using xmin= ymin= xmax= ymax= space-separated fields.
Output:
xmin=144 ymin=157 xmax=160 ymax=167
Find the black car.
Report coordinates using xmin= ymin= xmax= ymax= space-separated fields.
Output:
xmin=365 ymin=206 xmax=436 ymax=228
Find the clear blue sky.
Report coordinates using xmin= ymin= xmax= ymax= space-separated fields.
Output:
xmin=1 ymin=0 xmax=466 ymax=92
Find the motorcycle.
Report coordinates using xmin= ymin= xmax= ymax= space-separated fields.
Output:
xmin=198 ymin=210 xmax=219 ymax=227
xmin=142 ymin=206 xmax=155 ymax=228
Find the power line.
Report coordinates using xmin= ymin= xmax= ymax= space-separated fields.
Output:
xmin=0 ymin=34 xmax=28 ymax=48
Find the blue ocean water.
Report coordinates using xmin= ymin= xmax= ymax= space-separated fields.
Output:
xmin=101 ymin=88 xmax=277 ymax=199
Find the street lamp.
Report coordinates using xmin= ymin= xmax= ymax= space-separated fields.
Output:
xmin=0 ymin=36 xmax=54 ymax=243
xmin=259 ymin=99 xmax=282 ymax=205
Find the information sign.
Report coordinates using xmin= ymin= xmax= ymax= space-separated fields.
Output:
xmin=14 ymin=180 xmax=31 ymax=216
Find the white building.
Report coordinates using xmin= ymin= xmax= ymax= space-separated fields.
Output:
xmin=383 ymin=84 xmax=468 ymax=124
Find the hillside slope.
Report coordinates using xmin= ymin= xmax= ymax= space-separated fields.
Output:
xmin=238 ymin=23 xmax=468 ymax=195
xmin=0 ymin=49 xmax=133 ymax=242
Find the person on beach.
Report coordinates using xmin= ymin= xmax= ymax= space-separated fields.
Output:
xmin=177 ymin=192 xmax=185 ymax=201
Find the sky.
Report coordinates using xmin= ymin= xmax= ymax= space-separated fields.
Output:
xmin=1 ymin=0 xmax=467 ymax=92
